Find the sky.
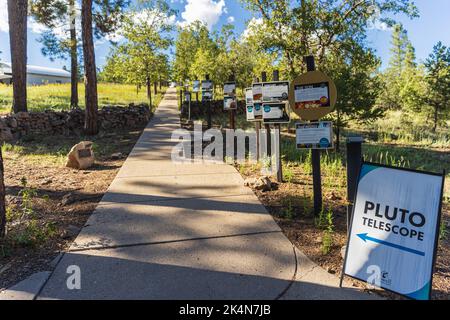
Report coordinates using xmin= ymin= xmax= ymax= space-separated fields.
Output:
xmin=0 ymin=0 xmax=449 ymax=71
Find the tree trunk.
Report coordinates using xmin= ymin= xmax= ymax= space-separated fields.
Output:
xmin=146 ymin=76 xmax=152 ymax=107
xmin=432 ymin=105 xmax=438 ymax=132
xmin=69 ymin=0 xmax=79 ymax=109
xmin=7 ymin=0 xmax=27 ymax=113
xmin=81 ymin=0 xmax=98 ymax=135
xmin=154 ymin=82 xmax=157 ymax=95
xmin=0 ymin=149 xmax=6 ymax=238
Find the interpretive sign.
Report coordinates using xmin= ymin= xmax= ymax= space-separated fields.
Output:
xmin=224 ymin=96 xmax=237 ymax=110
xmin=296 ymin=121 xmax=333 ymax=149
xmin=224 ymin=82 xmax=236 ymax=97
xmin=262 ymin=102 xmax=291 ymax=124
xmin=342 ymin=163 xmax=445 ymax=300
xmin=193 ymin=80 xmax=200 ymax=92
xmin=262 ymin=81 xmax=289 ymax=102
xmin=289 ymin=71 xmax=337 ymax=120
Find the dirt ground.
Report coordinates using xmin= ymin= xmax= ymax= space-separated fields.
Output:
xmin=238 ymin=165 xmax=450 ymax=300
xmin=0 ymin=128 xmax=144 ymax=291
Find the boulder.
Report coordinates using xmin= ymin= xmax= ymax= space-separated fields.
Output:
xmin=65 ymin=141 xmax=95 ymax=170
xmin=244 ymin=176 xmax=273 ymax=192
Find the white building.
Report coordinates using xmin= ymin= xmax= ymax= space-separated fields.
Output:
xmin=0 ymin=62 xmax=71 ymax=85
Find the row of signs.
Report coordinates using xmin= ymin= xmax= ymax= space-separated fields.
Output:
xmin=245 ymin=81 xmax=291 ymax=124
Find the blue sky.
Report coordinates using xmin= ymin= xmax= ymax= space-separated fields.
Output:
xmin=0 ymin=0 xmax=449 ymax=71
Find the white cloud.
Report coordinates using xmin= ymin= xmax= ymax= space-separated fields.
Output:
xmin=227 ymin=16 xmax=235 ymax=24
xmin=0 ymin=0 xmax=8 ymax=32
xmin=0 ymin=0 xmax=76 ymax=37
xmin=179 ymin=0 xmax=226 ymax=30
xmin=368 ymin=20 xmax=391 ymax=31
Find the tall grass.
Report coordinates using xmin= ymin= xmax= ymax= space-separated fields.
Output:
xmin=0 ymin=82 xmax=166 ymax=113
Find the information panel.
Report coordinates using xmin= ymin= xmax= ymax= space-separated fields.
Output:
xmin=224 ymin=96 xmax=237 ymax=110
xmin=343 ymin=163 xmax=444 ymax=300
xmin=224 ymin=82 xmax=236 ymax=97
xmin=295 ymin=121 xmax=333 ymax=149
xmin=294 ymin=82 xmax=330 ymax=109
xmin=245 ymin=88 xmax=255 ymax=121
xmin=262 ymin=102 xmax=291 ymax=124
xmin=262 ymin=81 xmax=289 ymax=102
xmin=193 ymin=80 xmax=200 ymax=92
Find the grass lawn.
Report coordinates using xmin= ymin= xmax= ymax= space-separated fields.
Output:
xmin=0 ymin=83 xmax=166 ymax=114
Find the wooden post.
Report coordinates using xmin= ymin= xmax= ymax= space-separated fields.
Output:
xmin=254 ymin=77 xmax=260 ymax=161
xmin=261 ymin=72 xmax=271 ymax=162
xmin=206 ymin=74 xmax=212 ymax=129
xmin=305 ymin=56 xmax=323 ymax=215
xmin=273 ymin=70 xmax=283 ymax=182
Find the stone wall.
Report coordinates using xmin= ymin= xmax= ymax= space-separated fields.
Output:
xmin=0 ymin=104 xmax=152 ymax=141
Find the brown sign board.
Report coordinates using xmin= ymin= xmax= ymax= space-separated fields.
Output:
xmin=289 ymin=71 xmax=337 ymax=121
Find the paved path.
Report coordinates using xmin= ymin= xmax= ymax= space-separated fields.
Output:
xmin=37 ymin=88 xmax=375 ymax=300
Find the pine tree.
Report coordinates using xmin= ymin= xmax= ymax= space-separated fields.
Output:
xmin=424 ymin=42 xmax=450 ymax=132
xmin=389 ymin=24 xmax=408 ymax=76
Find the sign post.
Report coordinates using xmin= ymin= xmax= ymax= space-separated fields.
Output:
xmin=202 ymin=75 xmax=213 ymax=129
xmin=262 ymin=70 xmax=290 ymax=182
xmin=261 ymin=72 xmax=271 ymax=162
xmin=340 ymin=163 xmax=445 ymax=300
xmin=193 ymin=80 xmax=200 ymax=102
xmin=289 ymin=56 xmax=337 ymax=215
xmin=184 ymin=91 xmax=191 ymax=121
xmin=224 ymin=75 xmax=237 ymax=129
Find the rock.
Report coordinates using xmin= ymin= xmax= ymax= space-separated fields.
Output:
xmin=244 ymin=176 xmax=273 ymax=192
xmin=61 ymin=193 xmax=76 ymax=206
xmin=254 ymin=176 xmax=272 ymax=191
xmin=314 ymin=236 xmax=322 ymax=243
xmin=65 ymin=141 xmax=95 ymax=170
xmin=327 ymin=267 xmax=336 ymax=274
xmin=111 ymin=152 xmax=124 ymax=160
xmin=341 ymin=245 xmax=347 ymax=259
xmin=62 ymin=225 xmax=80 ymax=239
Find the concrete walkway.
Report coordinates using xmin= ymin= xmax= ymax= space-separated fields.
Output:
xmin=36 ymin=88 xmax=375 ymax=300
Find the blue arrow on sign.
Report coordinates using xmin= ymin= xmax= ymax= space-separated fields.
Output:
xmin=357 ymin=233 xmax=425 ymax=256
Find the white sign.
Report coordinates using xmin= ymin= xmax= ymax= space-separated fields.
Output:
xmin=202 ymin=80 xmax=213 ymax=91
xmin=202 ymin=90 xmax=213 ymax=101
xmin=296 ymin=121 xmax=333 ymax=149
xmin=224 ymin=96 xmax=237 ymax=110
xmin=252 ymin=83 xmax=263 ymax=103
xmin=245 ymin=88 xmax=253 ymax=105
xmin=224 ymin=82 xmax=236 ymax=97
xmin=193 ymin=80 xmax=200 ymax=92
xmin=184 ymin=92 xmax=191 ymax=102
xmin=262 ymin=81 xmax=289 ymax=102
xmin=262 ymin=102 xmax=291 ymax=124
xmin=294 ymin=82 xmax=330 ymax=110
xmin=343 ymin=163 xmax=444 ymax=300
xmin=245 ymin=88 xmax=255 ymax=121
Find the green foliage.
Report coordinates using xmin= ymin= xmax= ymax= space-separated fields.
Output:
xmin=18 ymin=177 xmax=38 ymax=220
xmin=423 ymin=42 xmax=450 ymax=132
xmin=10 ymin=220 xmax=57 ymax=247
xmin=99 ymin=0 xmax=173 ymax=102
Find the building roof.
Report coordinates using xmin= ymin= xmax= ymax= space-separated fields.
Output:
xmin=0 ymin=62 xmax=71 ymax=78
